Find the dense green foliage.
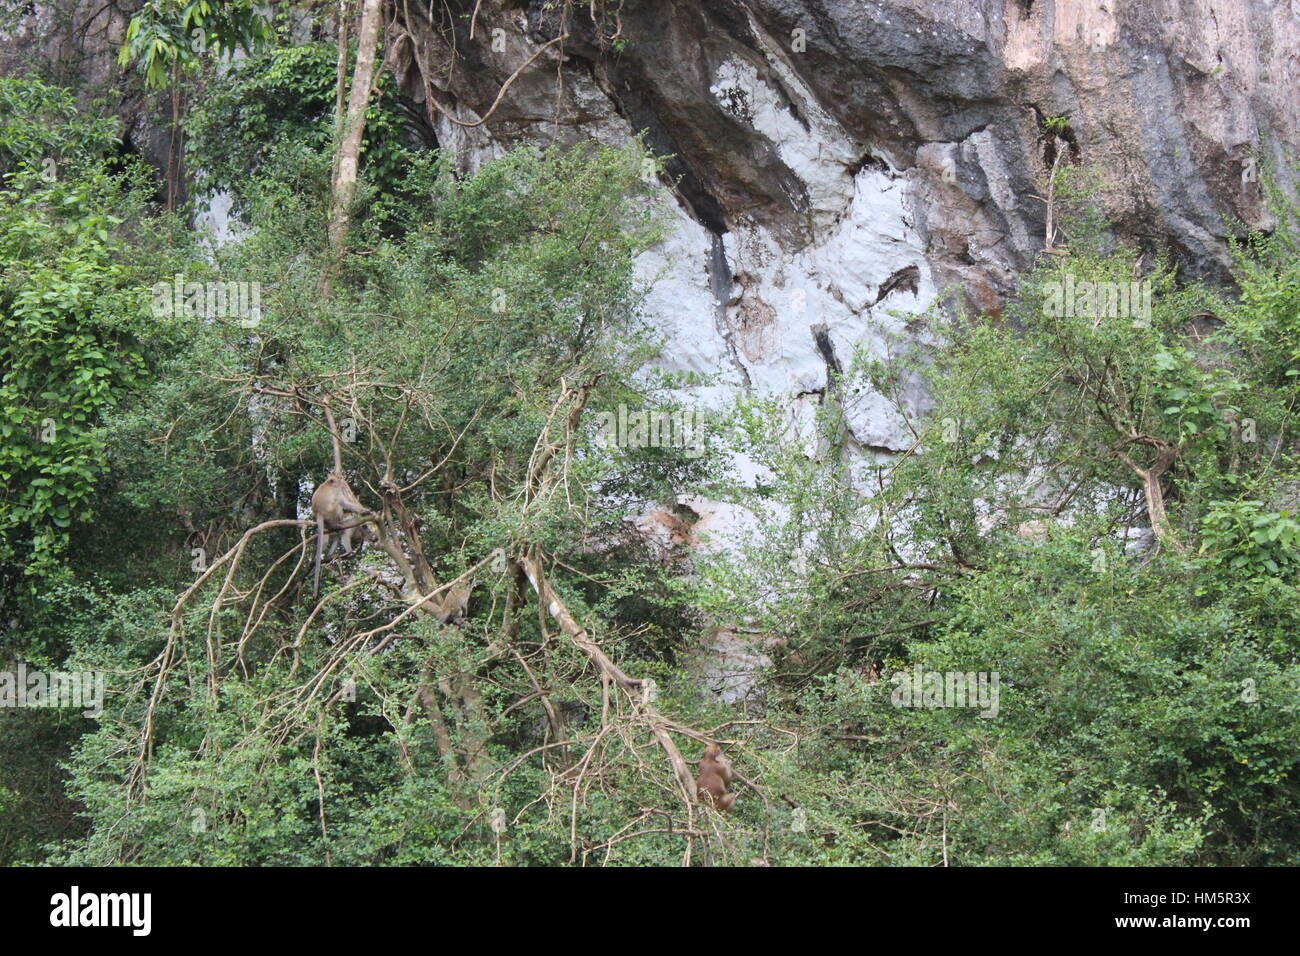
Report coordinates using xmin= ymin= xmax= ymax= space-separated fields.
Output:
xmin=0 ymin=79 xmax=195 ymax=621
xmin=187 ymin=41 xmax=419 ymax=212
xmin=695 ymin=170 xmax=1300 ymax=864
xmin=1 ymin=52 xmax=1298 ymax=867
xmin=119 ymin=0 xmax=272 ymax=89
xmin=0 ymin=76 xmax=119 ymax=179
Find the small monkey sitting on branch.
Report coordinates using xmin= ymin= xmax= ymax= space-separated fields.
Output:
xmin=311 ymin=472 xmax=375 ymax=595
xmin=309 ymin=399 xmax=379 ymax=596
xmin=431 ymin=583 xmax=471 ymax=625
xmin=696 ymin=744 xmax=737 ymax=812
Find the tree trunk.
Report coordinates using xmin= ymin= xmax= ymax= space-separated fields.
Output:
xmin=1139 ymin=443 xmax=1184 ymax=552
xmin=333 ymin=0 xmax=351 ymax=129
xmin=322 ymin=0 xmax=383 ymax=294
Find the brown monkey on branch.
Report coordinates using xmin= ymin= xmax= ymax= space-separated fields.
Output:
xmin=432 ymin=583 xmax=472 ymax=625
xmin=697 ymin=744 xmax=737 ymax=812
xmin=311 ymin=473 xmax=372 ymax=595
xmin=309 ymin=398 xmax=376 ymax=595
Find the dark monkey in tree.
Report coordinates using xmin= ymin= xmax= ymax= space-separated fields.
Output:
xmin=311 ymin=473 xmax=371 ymax=595
xmin=697 ymin=744 xmax=737 ymax=812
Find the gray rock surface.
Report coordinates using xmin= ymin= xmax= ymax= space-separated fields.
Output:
xmin=385 ymin=0 xmax=1297 ymax=463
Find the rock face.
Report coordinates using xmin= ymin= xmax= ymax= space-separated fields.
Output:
xmin=389 ymin=0 xmax=1297 ymax=458
xmin=387 ymin=0 xmax=1296 ymax=700
xmin=11 ymin=0 xmax=1296 ymax=453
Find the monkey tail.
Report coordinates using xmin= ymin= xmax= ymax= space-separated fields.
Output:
xmin=312 ymin=514 xmax=325 ymax=596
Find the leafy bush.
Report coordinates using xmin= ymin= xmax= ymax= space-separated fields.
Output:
xmin=187 ymin=41 xmax=420 ymax=212
xmin=0 ymin=80 xmax=197 ymax=621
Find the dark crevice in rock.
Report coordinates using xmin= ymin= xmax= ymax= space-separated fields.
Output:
xmin=1031 ymin=105 xmax=1082 ymax=167
xmin=872 ymin=264 xmax=921 ymax=306
xmin=850 ymin=151 xmax=893 ymax=178
xmin=617 ymin=99 xmax=731 ymax=235
xmin=708 ymin=233 xmax=753 ymax=390
xmin=567 ymin=55 xmax=735 ymax=234
xmin=810 ymin=323 xmax=842 ymax=380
